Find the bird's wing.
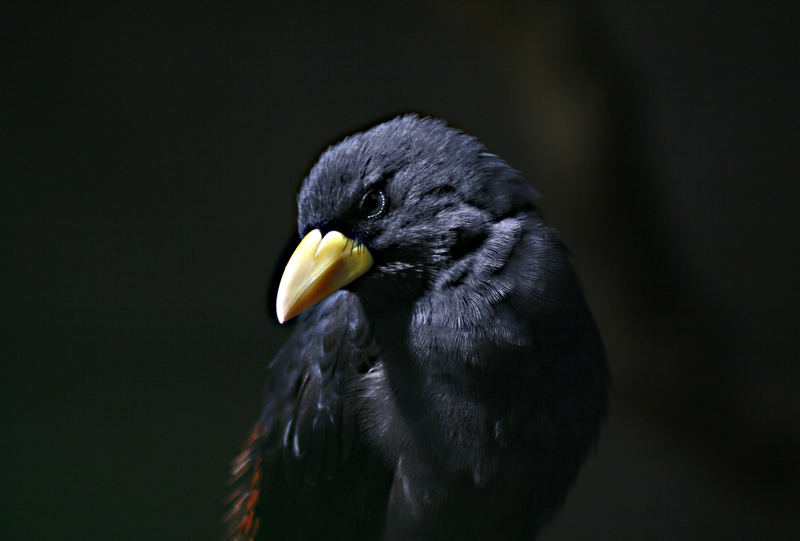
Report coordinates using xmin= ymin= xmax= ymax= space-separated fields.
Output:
xmin=225 ymin=290 xmax=382 ymax=541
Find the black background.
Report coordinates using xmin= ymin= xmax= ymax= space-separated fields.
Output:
xmin=4 ymin=2 xmax=799 ymax=539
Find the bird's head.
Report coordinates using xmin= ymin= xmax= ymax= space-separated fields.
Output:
xmin=276 ymin=115 xmax=538 ymax=323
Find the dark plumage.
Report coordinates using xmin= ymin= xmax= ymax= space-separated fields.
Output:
xmin=226 ymin=116 xmax=609 ymax=540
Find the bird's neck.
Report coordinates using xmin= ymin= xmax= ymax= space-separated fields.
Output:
xmin=359 ymin=297 xmax=413 ymax=353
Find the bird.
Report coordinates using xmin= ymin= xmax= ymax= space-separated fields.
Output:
xmin=225 ymin=115 xmax=609 ymax=541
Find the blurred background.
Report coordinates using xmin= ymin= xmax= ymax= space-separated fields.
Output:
xmin=3 ymin=1 xmax=798 ymax=539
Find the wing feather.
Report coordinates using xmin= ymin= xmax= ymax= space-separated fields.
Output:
xmin=225 ymin=291 xmax=387 ymax=541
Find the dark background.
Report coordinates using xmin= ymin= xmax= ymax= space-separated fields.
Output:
xmin=4 ymin=2 xmax=799 ymax=539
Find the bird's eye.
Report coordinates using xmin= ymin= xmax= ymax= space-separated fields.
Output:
xmin=359 ymin=188 xmax=386 ymax=219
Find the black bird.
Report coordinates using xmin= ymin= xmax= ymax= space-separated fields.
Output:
xmin=226 ymin=116 xmax=608 ymax=541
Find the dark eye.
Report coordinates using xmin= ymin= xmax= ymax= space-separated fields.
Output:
xmin=359 ymin=188 xmax=386 ymax=219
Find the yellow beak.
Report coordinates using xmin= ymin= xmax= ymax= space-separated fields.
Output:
xmin=275 ymin=229 xmax=373 ymax=323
